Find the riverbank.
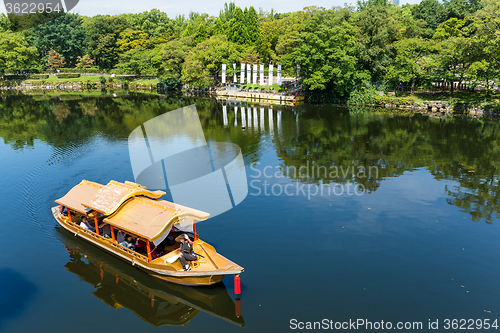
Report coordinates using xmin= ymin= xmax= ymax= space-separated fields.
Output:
xmin=351 ymin=89 xmax=500 ymax=117
xmin=1 ymin=77 xmax=499 ymax=118
xmin=0 ymin=74 xmax=158 ymax=91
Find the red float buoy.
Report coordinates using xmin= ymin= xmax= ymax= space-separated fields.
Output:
xmin=235 ymin=298 xmax=241 ymax=318
xmin=234 ymin=274 xmax=241 ymax=294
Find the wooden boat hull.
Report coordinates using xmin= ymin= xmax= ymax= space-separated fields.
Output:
xmin=52 ymin=206 xmax=243 ymax=286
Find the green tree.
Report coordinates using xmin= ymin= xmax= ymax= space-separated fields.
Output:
xmin=386 ymin=37 xmax=433 ymax=92
xmin=356 ymin=2 xmax=402 ymax=81
xmin=0 ymin=31 xmax=38 ymax=73
xmin=433 ymin=17 xmax=473 ymax=95
xmin=124 ymin=9 xmax=174 ymax=42
xmin=195 ymin=23 xmax=208 ymax=44
xmin=212 ymin=18 xmax=224 ymax=35
xmin=30 ymin=13 xmax=86 ymax=66
xmin=246 ymin=7 xmax=261 ymax=45
xmin=182 ymin=35 xmax=242 ymax=87
xmin=472 ymin=0 xmax=500 ymax=68
xmin=259 ymin=10 xmax=310 ymax=65
xmin=114 ymin=48 xmax=155 ymax=75
xmin=84 ymin=15 xmax=128 ymax=69
xmin=182 ymin=22 xmax=194 ymax=37
xmin=0 ymin=14 xmax=11 ymax=33
xmin=220 ymin=2 xmax=236 ymax=22
xmin=117 ymin=30 xmax=152 ymax=51
xmin=227 ymin=7 xmax=249 ymax=45
xmin=156 ymin=37 xmax=193 ymax=78
xmin=293 ymin=8 xmax=369 ymax=96
xmin=445 ymin=0 xmax=483 ymax=20
xmin=412 ymin=0 xmax=448 ymax=33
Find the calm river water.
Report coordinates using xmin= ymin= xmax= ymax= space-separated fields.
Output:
xmin=1 ymin=92 xmax=500 ymax=332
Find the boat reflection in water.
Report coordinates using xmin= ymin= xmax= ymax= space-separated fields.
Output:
xmin=59 ymin=229 xmax=245 ymax=327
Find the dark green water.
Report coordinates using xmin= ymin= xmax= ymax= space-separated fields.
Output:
xmin=1 ymin=93 xmax=500 ymax=332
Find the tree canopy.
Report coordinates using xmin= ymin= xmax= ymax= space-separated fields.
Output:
xmin=0 ymin=0 xmax=497 ymax=94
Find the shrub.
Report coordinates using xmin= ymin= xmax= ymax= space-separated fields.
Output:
xmin=57 ymin=73 xmax=81 ymax=79
xmin=60 ymin=67 xmax=102 ymax=74
xmin=83 ymin=80 xmax=96 ymax=88
xmin=158 ymin=77 xmax=182 ymax=90
xmin=30 ymin=74 xmax=49 ymax=80
xmin=372 ymin=96 xmax=415 ymax=106
xmin=348 ymin=85 xmax=377 ymax=104
xmin=99 ymin=76 xmax=106 ymax=84
xmin=3 ymin=74 xmax=28 ymax=80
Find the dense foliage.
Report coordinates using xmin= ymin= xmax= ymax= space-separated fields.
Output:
xmin=0 ymin=0 xmax=498 ymax=96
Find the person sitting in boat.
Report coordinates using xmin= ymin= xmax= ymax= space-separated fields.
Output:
xmin=176 ymin=234 xmax=197 ymax=271
xmin=101 ymin=223 xmax=112 ymax=238
xmin=80 ymin=216 xmax=96 ymax=232
xmin=117 ymin=230 xmax=126 ymax=244
xmin=121 ymin=235 xmax=136 ymax=250
xmin=135 ymin=239 xmax=161 ymax=258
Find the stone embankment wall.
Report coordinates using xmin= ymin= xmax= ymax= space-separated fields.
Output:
xmin=0 ymin=81 xmax=156 ymax=91
xmin=383 ymin=100 xmax=499 ymax=117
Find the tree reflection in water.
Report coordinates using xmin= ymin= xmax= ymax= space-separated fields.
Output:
xmin=1 ymin=92 xmax=499 ymax=223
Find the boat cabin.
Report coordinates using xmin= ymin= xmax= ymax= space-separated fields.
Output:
xmin=55 ymin=180 xmax=208 ymax=263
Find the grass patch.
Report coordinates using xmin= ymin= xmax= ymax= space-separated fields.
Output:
xmin=240 ymin=83 xmax=284 ymax=92
xmin=25 ymin=75 xmax=102 ymax=83
xmin=396 ymin=90 xmax=500 ymax=104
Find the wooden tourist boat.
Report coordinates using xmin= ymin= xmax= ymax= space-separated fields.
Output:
xmin=52 ymin=180 xmax=244 ymax=287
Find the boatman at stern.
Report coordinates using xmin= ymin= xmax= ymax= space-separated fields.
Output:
xmin=177 ymin=234 xmax=197 ymax=271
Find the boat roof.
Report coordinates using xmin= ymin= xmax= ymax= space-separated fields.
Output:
xmin=82 ymin=180 xmax=165 ymax=215
xmin=55 ymin=180 xmax=104 ymax=215
xmin=103 ymin=196 xmax=209 ymax=242
xmin=55 ymin=180 xmax=165 ymax=216
xmin=56 ymin=180 xmax=210 ymax=241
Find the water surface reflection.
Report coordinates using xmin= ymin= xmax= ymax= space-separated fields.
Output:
xmin=58 ymin=228 xmax=244 ymax=327
xmin=1 ymin=93 xmax=500 ymax=223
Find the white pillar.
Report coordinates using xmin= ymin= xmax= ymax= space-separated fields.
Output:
xmin=247 ymin=64 xmax=251 ymax=85
xmin=240 ymin=63 xmax=245 ymax=84
xmin=260 ymin=64 xmax=264 ymax=86
xmin=277 ymin=64 xmax=282 ymax=85
xmin=222 ymin=64 xmax=226 ymax=84
xmin=253 ymin=64 xmax=257 ymax=85
xmin=269 ymin=64 xmax=274 ymax=86
xmin=233 ymin=63 xmax=237 ymax=83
